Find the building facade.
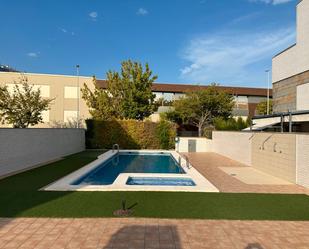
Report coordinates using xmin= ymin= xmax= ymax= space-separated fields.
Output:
xmin=272 ymin=0 xmax=309 ymax=113
xmin=97 ymin=80 xmax=270 ymax=118
xmin=0 ymin=72 xmax=271 ymax=127
xmin=250 ymin=0 xmax=309 ymax=132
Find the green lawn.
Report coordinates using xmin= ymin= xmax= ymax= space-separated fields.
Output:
xmin=0 ymin=150 xmax=309 ymax=220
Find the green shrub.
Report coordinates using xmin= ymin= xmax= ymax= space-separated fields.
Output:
xmin=155 ymin=120 xmax=176 ymax=149
xmin=214 ymin=117 xmax=249 ymax=131
xmin=203 ymin=126 xmax=214 ymax=139
xmin=85 ymin=119 xmax=176 ymax=150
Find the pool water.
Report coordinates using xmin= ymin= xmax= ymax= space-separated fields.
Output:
xmin=126 ymin=177 xmax=196 ymax=186
xmin=72 ymin=152 xmax=185 ymax=185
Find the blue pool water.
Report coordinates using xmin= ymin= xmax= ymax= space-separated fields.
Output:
xmin=126 ymin=177 xmax=196 ymax=186
xmin=72 ymin=152 xmax=185 ymax=185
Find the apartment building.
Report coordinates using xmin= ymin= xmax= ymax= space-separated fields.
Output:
xmin=96 ymin=80 xmax=270 ymax=118
xmin=0 ymin=71 xmax=271 ymax=127
xmin=272 ymin=0 xmax=309 ymax=113
xmin=251 ymin=0 xmax=309 ymax=132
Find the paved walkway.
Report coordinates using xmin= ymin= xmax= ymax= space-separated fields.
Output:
xmin=0 ymin=218 xmax=309 ymax=249
xmin=183 ymin=152 xmax=309 ymax=194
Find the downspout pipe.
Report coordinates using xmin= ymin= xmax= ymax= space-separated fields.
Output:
xmin=289 ymin=111 xmax=292 ymax=133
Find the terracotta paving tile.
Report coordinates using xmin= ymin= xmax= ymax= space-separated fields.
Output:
xmin=183 ymin=152 xmax=309 ymax=194
xmin=0 ymin=218 xmax=309 ymax=249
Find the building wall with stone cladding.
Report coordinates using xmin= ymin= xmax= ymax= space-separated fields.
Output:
xmin=273 ymin=70 xmax=309 ymax=113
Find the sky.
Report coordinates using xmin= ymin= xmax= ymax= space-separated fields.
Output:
xmin=0 ymin=0 xmax=298 ymax=87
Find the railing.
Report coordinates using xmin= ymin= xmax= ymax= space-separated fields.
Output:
xmin=179 ymin=155 xmax=190 ymax=169
xmin=112 ymin=144 xmax=119 ymax=153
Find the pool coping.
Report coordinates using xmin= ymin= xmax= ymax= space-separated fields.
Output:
xmin=42 ymin=150 xmax=219 ymax=192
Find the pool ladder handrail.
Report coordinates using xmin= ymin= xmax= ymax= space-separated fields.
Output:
xmin=112 ymin=144 xmax=119 ymax=153
xmin=180 ymin=155 xmax=190 ymax=169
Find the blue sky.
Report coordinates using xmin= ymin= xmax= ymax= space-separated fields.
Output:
xmin=0 ymin=0 xmax=297 ymax=87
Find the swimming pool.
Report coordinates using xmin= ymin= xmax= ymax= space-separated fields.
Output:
xmin=72 ymin=152 xmax=185 ymax=185
xmin=126 ymin=177 xmax=196 ymax=186
xmin=43 ymin=150 xmax=219 ymax=192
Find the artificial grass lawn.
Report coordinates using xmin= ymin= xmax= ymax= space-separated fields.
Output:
xmin=0 ymin=150 xmax=309 ymax=220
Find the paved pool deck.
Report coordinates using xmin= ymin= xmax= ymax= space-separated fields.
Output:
xmin=182 ymin=152 xmax=309 ymax=194
xmin=0 ymin=218 xmax=309 ymax=249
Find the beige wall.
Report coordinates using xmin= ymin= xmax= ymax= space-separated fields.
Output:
xmin=0 ymin=128 xmax=85 ymax=178
xmin=212 ymin=131 xmax=253 ymax=166
xmin=251 ymin=133 xmax=296 ymax=183
xmin=272 ymin=0 xmax=309 ymax=83
xmin=296 ymin=82 xmax=309 ymax=110
xmin=177 ymin=137 xmax=212 ymax=153
xmin=175 ymin=131 xmax=309 ymax=187
xmin=296 ymin=134 xmax=309 ymax=187
xmin=0 ymin=72 xmax=95 ymax=127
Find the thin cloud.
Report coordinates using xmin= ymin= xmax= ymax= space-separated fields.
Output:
xmin=179 ymin=28 xmax=295 ymax=84
xmin=89 ymin=11 xmax=98 ymax=20
xmin=248 ymin=0 xmax=294 ymax=5
xmin=59 ymin=27 xmax=75 ymax=36
xmin=230 ymin=12 xmax=261 ymax=25
xmin=137 ymin=8 xmax=148 ymax=16
xmin=27 ymin=52 xmax=39 ymax=58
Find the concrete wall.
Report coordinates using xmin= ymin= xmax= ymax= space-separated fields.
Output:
xmin=272 ymin=0 xmax=309 ymax=83
xmin=0 ymin=72 xmax=95 ymax=127
xmin=296 ymin=82 xmax=309 ymax=110
xmin=211 ymin=131 xmax=253 ymax=166
xmin=296 ymin=134 xmax=309 ymax=187
xmin=251 ymin=133 xmax=296 ymax=183
xmin=177 ymin=132 xmax=253 ymax=166
xmin=177 ymin=131 xmax=309 ymax=187
xmin=177 ymin=137 xmax=212 ymax=153
xmin=0 ymin=128 xmax=85 ymax=178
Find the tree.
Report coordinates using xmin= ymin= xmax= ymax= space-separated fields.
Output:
xmin=256 ymin=100 xmax=273 ymax=115
xmin=0 ymin=77 xmax=53 ymax=128
xmin=166 ymin=84 xmax=234 ymax=137
xmin=214 ymin=117 xmax=250 ymax=131
xmin=82 ymin=60 xmax=157 ymax=120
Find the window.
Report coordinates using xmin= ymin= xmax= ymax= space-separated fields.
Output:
xmin=163 ymin=92 xmax=174 ymax=101
xmin=64 ymin=86 xmax=79 ymax=99
xmin=32 ymin=85 xmax=50 ymax=97
xmin=297 ymin=83 xmax=309 ymax=110
xmin=64 ymin=111 xmax=78 ymax=122
xmin=5 ymin=84 xmax=22 ymax=94
xmin=41 ymin=110 xmax=50 ymax=122
xmin=5 ymin=84 xmax=50 ymax=97
xmin=154 ymin=92 xmax=164 ymax=100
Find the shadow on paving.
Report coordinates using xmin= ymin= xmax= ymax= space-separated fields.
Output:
xmin=99 ymin=225 xmax=266 ymax=249
xmin=101 ymin=225 xmax=184 ymax=249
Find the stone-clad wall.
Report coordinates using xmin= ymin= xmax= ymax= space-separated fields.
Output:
xmin=273 ymin=70 xmax=309 ymax=113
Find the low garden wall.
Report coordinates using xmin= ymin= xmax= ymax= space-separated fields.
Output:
xmin=85 ymin=119 xmax=176 ymax=150
xmin=0 ymin=128 xmax=85 ymax=178
xmin=212 ymin=131 xmax=253 ymax=166
xmin=178 ymin=131 xmax=252 ymax=165
xmin=177 ymin=131 xmax=309 ymax=188
xmin=177 ymin=137 xmax=212 ymax=152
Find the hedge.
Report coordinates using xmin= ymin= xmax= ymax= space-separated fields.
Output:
xmin=85 ymin=119 xmax=176 ymax=150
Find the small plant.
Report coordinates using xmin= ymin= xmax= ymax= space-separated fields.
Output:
xmin=113 ymin=199 xmax=138 ymax=217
